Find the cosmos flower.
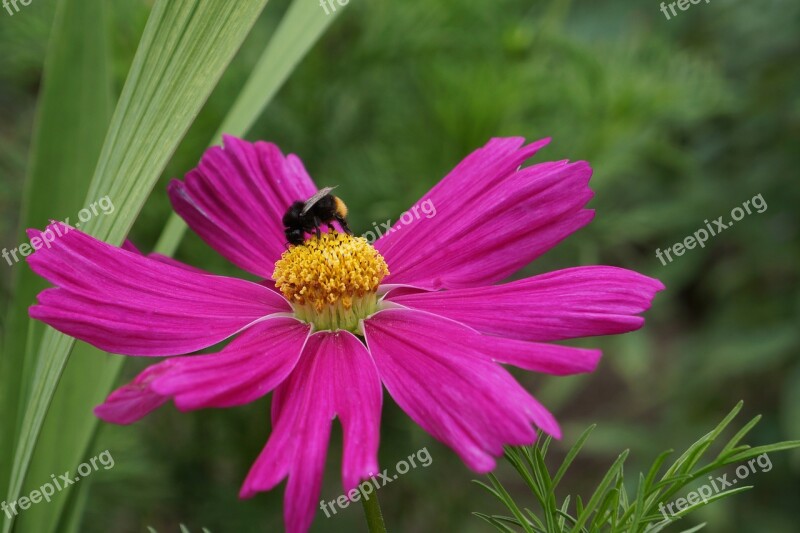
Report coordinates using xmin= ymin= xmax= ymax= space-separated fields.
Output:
xmin=27 ymin=135 xmax=663 ymax=533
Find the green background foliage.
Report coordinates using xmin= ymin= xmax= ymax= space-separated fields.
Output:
xmin=1 ymin=0 xmax=798 ymax=531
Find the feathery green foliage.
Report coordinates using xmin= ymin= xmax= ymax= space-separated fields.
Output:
xmin=475 ymin=402 xmax=800 ymax=532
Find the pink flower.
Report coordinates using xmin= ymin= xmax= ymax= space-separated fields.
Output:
xmin=27 ymin=136 xmax=663 ymax=533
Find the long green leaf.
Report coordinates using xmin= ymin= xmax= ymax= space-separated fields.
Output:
xmin=154 ymin=0 xmax=347 ymax=256
xmin=15 ymin=2 xmax=116 ymax=530
xmin=0 ymin=0 xmax=112 ymax=506
xmin=2 ymin=2 xmax=268 ymax=530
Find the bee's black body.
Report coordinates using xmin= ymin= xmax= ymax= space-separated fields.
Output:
xmin=283 ymin=188 xmax=352 ymax=245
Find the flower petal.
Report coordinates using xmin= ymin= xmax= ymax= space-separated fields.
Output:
xmin=151 ymin=318 xmax=311 ymax=410
xmin=470 ymin=334 xmax=601 ymax=376
xmin=388 ymin=266 xmax=664 ymax=342
xmin=375 ymin=138 xmax=595 ymax=289
xmin=93 ymin=364 xmax=169 ymax=425
xmin=240 ymin=331 xmax=382 ymax=533
xmin=364 ymin=308 xmax=559 ymax=473
xmin=123 ymin=239 xmax=207 ymax=273
xmin=95 ymin=318 xmax=309 ymax=423
xmin=169 ymin=135 xmax=318 ymax=278
xmin=27 ymin=223 xmax=290 ymax=356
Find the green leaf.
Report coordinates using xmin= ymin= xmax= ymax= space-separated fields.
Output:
xmin=719 ymin=415 xmax=761 ymax=459
xmin=0 ymin=0 xmax=112 ymax=509
xmin=642 ymin=450 xmax=674 ymax=494
xmin=487 ymin=473 xmax=536 ymax=533
xmin=474 ymin=402 xmax=795 ymax=533
xmin=553 ymin=425 xmax=596 ymax=488
xmin=569 ymin=449 xmax=629 ymax=532
xmin=154 ymin=0 xmax=348 ymax=256
xmin=678 ymin=524 xmax=707 ymax=533
xmin=726 ymin=441 xmax=800 ymax=462
xmin=531 ymin=445 xmax=558 ymax=532
xmin=472 ymin=513 xmax=520 ymax=533
xmin=671 ymin=486 xmax=753 ymax=520
xmin=593 ymin=486 xmax=620 ymax=529
xmin=663 ymin=402 xmax=743 ymax=480
xmin=556 ymin=497 xmax=575 ymax=529
xmin=504 ymin=448 xmax=545 ymax=504
xmin=2 ymin=2 xmax=268 ymax=530
xmin=630 ymin=470 xmax=651 ymax=527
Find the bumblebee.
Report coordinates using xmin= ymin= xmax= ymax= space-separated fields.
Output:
xmin=283 ymin=187 xmax=352 ymax=245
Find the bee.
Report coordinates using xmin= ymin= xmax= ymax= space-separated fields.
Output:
xmin=282 ymin=187 xmax=352 ymax=245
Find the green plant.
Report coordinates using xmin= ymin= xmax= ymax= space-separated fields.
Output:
xmin=475 ymin=402 xmax=800 ymax=532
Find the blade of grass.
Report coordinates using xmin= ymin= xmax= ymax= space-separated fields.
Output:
xmin=2 ymin=2 xmax=269 ymax=530
xmin=0 ymin=0 xmax=112 ymax=504
xmin=8 ymin=2 xmax=116 ymax=530
xmin=154 ymin=0 xmax=348 ymax=256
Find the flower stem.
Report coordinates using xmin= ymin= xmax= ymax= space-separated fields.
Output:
xmin=361 ymin=491 xmax=387 ymax=533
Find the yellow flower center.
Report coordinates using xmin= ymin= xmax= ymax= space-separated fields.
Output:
xmin=273 ymin=232 xmax=389 ymax=333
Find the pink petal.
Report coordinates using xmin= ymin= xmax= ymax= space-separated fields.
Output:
xmin=388 ymin=266 xmax=664 ymax=342
xmin=468 ymin=333 xmax=602 ymax=375
xmin=27 ymin=222 xmax=290 ymax=356
xmin=94 ymin=364 xmax=170 ymax=425
xmin=150 ymin=318 xmax=311 ymax=410
xmin=375 ymin=138 xmax=595 ymax=289
xmin=146 ymin=252 xmax=208 ymax=274
xmin=123 ymin=239 xmax=208 ymax=273
xmin=241 ymin=331 xmax=382 ymax=533
xmin=169 ymin=135 xmax=318 ymax=278
xmin=94 ymin=318 xmax=309 ymax=424
xmin=364 ymin=308 xmax=560 ymax=473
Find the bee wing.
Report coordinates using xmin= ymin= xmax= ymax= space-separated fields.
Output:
xmin=300 ymin=186 xmax=338 ymax=215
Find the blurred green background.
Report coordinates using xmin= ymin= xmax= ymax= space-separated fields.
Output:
xmin=1 ymin=0 xmax=798 ymax=531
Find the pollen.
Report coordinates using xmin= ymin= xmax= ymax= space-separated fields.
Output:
xmin=273 ymin=232 xmax=389 ymax=332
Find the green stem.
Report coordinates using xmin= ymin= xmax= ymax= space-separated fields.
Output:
xmin=361 ymin=491 xmax=388 ymax=533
